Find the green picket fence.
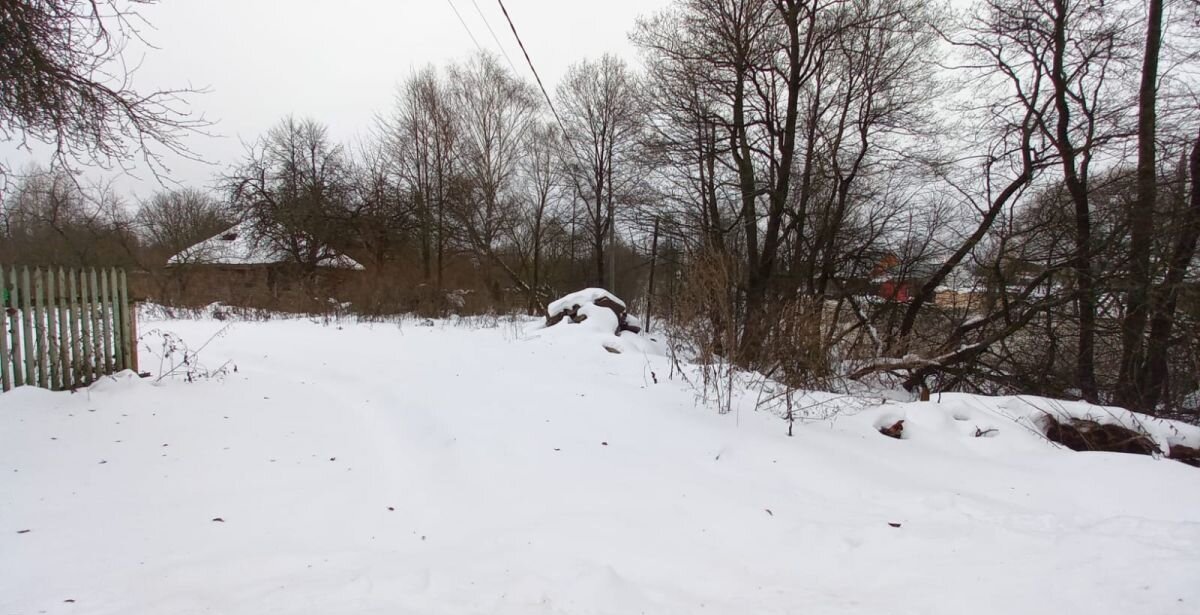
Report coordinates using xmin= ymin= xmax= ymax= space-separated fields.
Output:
xmin=1 ymin=267 xmax=137 ymax=392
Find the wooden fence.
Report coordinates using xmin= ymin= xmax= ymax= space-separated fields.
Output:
xmin=1 ymin=267 xmax=137 ymax=392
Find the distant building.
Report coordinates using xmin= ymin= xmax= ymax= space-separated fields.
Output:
xmin=160 ymin=222 xmax=364 ymax=309
xmin=870 ymin=254 xmax=916 ymax=303
xmin=168 ymin=222 xmax=364 ymax=270
xmin=868 ymin=254 xmax=977 ymax=308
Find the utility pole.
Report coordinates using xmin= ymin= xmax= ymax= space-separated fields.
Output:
xmin=606 ymin=158 xmax=616 ymax=292
xmin=645 ymin=216 xmax=660 ymax=332
xmin=569 ymin=187 xmax=578 ymax=285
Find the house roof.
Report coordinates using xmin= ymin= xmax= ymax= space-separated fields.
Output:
xmin=167 ymin=222 xmax=364 ymax=270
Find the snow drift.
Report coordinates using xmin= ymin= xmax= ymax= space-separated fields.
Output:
xmin=2 ymin=312 xmax=1198 ymax=615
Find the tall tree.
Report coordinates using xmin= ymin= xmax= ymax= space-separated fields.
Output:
xmin=556 ymin=54 xmax=644 ymax=290
xmin=346 ymin=140 xmax=412 ymax=271
xmin=957 ymin=0 xmax=1134 ymax=402
xmin=387 ymin=67 xmax=458 ymax=287
xmin=448 ymin=52 xmax=542 ymax=303
xmin=515 ymin=121 xmax=564 ymax=309
xmin=636 ymin=0 xmax=943 ymax=368
xmin=226 ymin=117 xmax=353 ymax=271
xmin=1115 ymin=0 xmax=1163 ymax=408
xmin=1140 ymin=132 xmax=1200 ymax=412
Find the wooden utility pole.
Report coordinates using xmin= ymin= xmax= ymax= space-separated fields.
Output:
xmin=645 ymin=217 xmax=660 ymax=333
xmin=607 ymin=158 xmax=616 ymax=292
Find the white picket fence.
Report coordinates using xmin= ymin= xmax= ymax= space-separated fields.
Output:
xmin=1 ymin=267 xmax=137 ymax=392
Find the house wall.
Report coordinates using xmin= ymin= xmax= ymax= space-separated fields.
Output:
xmin=131 ymin=265 xmax=363 ymax=311
xmin=934 ymin=290 xmax=986 ymax=310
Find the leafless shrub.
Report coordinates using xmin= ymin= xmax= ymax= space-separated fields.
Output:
xmin=139 ymin=326 xmax=236 ymax=383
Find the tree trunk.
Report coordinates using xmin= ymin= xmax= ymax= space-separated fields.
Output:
xmin=417 ymin=191 xmax=433 ymax=281
xmin=739 ymin=280 xmax=768 ymax=366
xmin=1116 ymin=0 xmax=1162 ymax=410
xmin=531 ymin=213 xmax=542 ymax=314
xmin=607 ymin=143 xmax=617 ymax=292
xmin=1050 ymin=0 xmax=1098 ymax=402
xmin=594 ymin=198 xmax=606 ymax=289
xmin=1140 ymin=131 xmax=1200 ymax=412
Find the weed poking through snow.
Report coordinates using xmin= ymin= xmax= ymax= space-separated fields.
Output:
xmin=140 ymin=326 xmax=237 ymax=383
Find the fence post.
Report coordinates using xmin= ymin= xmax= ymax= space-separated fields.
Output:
xmin=57 ymin=269 xmax=72 ymax=389
xmin=34 ymin=269 xmax=48 ymax=388
xmin=118 ymin=270 xmax=134 ymax=372
xmin=88 ymin=269 xmax=102 ymax=382
xmin=108 ymin=269 xmax=123 ymax=372
xmin=70 ymin=269 xmax=85 ymax=385
xmin=1 ymin=267 xmax=10 ymax=392
xmin=9 ymin=267 xmax=23 ymax=388
xmin=45 ymin=269 xmax=61 ymax=389
xmin=21 ymin=268 xmax=35 ymax=387
xmin=99 ymin=269 xmax=113 ymax=373
xmin=79 ymin=269 xmax=93 ymax=383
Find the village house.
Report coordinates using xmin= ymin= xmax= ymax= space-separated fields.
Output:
xmin=159 ymin=222 xmax=364 ymax=310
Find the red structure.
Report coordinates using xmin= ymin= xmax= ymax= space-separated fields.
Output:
xmin=878 ymin=279 xmax=912 ymax=302
xmin=871 ymin=254 xmax=914 ymax=302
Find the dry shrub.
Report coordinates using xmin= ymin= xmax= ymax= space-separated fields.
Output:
xmin=760 ymin=296 xmax=835 ymax=386
xmin=663 ymin=250 xmax=740 ymax=413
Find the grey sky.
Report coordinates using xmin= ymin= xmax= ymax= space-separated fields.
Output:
xmin=2 ymin=0 xmax=671 ymax=201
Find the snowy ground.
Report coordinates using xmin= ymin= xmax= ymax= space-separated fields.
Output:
xmin=3 ymin=311 xmax=1200 ymax=615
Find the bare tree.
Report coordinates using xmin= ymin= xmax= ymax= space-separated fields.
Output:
xmin=1140 ymin=130 xmax=1200 ymax=413
xmin=866 ymin=0 xmax=1136 ymax=400
xmin=512 ymin=121 xmax=565 ymax=310
xmin=386 ymin=67 xmax=459 ymax=287
xmin=448 ymin=52 xmax=541 ymax=304
xmin=636 ymin=0 xmax=944 ymax=369
xmin=1 ymin=165 xmax=138 ymax=266
xmin=225 ymin=117 xmax=353 ymax=271
xmin=1114 ymin=0 xmax=1200 ymax=411
xmin=345 ymin=140 xmax=412 ymax=271
xmin=1114 ymin=0 xmax=1163 ymax=407
xmin=0 ymin=0 xmax=207 ymax=180
xmin=556 ymin=54 xmax=644 ymax=290
xmin=136 ymin=188 xmax=231 ymax=265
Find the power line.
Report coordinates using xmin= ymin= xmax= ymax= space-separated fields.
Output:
xmin=494 ymin=0 xmax=619 ymax=289
xmin=469 ymin=0 xmax=522 ymax=77
xmin=444 ymin=0 xmax=484 ymax=53
xmin=493 ymin=0 xmax=591 ymax=193
xmin=494 ymin=0 xmax=569 ymax=140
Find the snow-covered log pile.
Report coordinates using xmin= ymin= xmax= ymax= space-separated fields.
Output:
xmin=539 ymin=289 xmax=663 ymax=356
xmin=545 ymin=288 xmax=642 ymax=336
xmin=867 ymin=393 xmax=1200 ymax=467
xmin=1043 ymin=415 xmax=1200 ymax=466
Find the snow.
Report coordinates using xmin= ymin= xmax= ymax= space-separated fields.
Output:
xmin=536 ymin=304 xmax=667 ymax=356
xmin=540 ymin=290 xmax=665 ymax=356
xmin=962 ymin=314 xmax=986 ymax=327
xmin=624 ymin=314 xmax=643 ymax=330
xmin=167 ymin=222 xmax=365 ymax=270
xmin=546 ymin=288 xmax=625 ymax=317
xmin=2 ymin=313 xmax=1199 ymax=614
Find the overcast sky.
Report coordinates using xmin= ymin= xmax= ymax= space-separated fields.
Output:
xmin=1 ymin=0 xmax=672 ymax=201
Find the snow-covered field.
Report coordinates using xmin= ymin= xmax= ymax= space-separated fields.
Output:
xmin=3 ymin=310 xmax=1200 ymax=615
